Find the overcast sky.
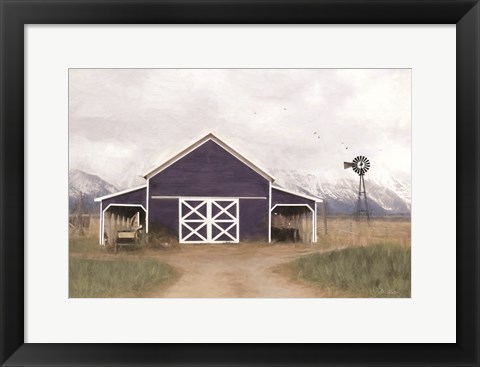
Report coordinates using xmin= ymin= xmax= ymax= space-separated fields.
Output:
xmin=69 ymin=69 xmax=411 ymax=189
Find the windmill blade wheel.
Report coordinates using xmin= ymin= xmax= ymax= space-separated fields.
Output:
xmin=352 ymin=156 xmax=370 ymax=176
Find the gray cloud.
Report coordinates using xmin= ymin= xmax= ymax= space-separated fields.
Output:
xmin=69 ymin=69 xmax=411 ymax=189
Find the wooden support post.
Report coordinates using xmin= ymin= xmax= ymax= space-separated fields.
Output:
xmin=324 ymin=201 xmax=328 ymax=236
xmin=113 ymin=214 xmax=117 ymax=241
xmin=113 ymin=213 xmax=118 ymax=253
xmin=301 ymin=212 xmax=307 ymax=243
xmin=109 ymin=213 xmax=114 ymax=245
xmin=105 ymin=212 xmax=111 ymax=244
xmin=293 ymin=214 xmax=300 ymax=242
xmin=307 ymin=211 xmax=312 ymax=243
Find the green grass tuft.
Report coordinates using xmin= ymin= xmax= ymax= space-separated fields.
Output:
xmin=293 ymin=244 xmax=411 ymax=297
xmin=69 ymin=257 xmax=173 ymax=298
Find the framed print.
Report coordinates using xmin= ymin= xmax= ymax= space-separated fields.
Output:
xmin=1 ymin=0 xmax=479 ymax=366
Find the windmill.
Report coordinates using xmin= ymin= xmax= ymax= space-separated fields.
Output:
xmin=344 ymin=156 xmax=371 ymax=221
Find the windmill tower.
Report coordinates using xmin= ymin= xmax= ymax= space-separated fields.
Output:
xmin=344 ymin=156 xmax=371 ymax=221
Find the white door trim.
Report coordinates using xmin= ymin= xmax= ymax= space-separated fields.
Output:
xmin=179 ymin=198 xmax=239 ymax=244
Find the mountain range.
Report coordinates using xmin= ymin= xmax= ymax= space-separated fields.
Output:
xmin=69 ymin=170 xmax=118 ymax=214
xmin=68 ymin=168 xmax=411 ymax=216
xmin=270 ymin=168 xmax=411 ymax=216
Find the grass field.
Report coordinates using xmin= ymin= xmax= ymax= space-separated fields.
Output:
xmin=316 ymin=216 xmax=411 ymax=250
xmin=291 ymin=243 xmax=411 ymax=297
xmin=69 ymin=236 xmax=101 ymax=254
xmin=69 ymin=256 xmax=173 ymax=298
xmin=69 ymin=216 xmax=411 ymax=297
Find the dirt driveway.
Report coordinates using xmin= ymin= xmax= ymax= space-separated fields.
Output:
xmin=146 ymin=244 xmax=327 ymax=298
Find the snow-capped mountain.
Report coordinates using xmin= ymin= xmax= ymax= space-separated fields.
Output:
xmin=270 ymin=168 xmax=411 ymax=215
xmin=69 ymin=167 xmax=411 ymax=216
xmin=69 ymin=170 xmax=118 ymax=213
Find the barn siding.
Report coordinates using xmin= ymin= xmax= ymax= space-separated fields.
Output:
xmin=102 ymin=187 xmax=147 ymax=209
xmin=239 ymin=199 xmax=269 ymax=241
xmin=271 ymin=188 xmax=316 ymax=211
xmin=148 ymin=198 xmax=179 ymax=236
xmin=149 ymin=140 xmax=269 ymax=197
xmin=148 ymin=198 xmax=268 ymax=241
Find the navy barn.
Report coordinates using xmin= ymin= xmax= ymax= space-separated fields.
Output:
xmin=95 ymin=133 xmax=322 ymax=245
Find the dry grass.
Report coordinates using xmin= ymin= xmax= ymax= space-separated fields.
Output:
xmin=68 ymin=216 xmax=411 ymax=298
xmin=69 ymin=236 xmax=101 ymax=254
xmin=285 ymin=216 xmax=412 ymax=297
xmin=315 ymin=216 xmax=411 ymax=251
xmin=69 ymin=216 xmax=411 ymax=255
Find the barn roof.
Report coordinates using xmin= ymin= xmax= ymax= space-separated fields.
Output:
xmin=143 ymin=133 xmax=275 ymax=182
xmin=272 ymin=185 xmax=324 ymax=203
xmin=94 ymin=185 xmax=147 ymax=202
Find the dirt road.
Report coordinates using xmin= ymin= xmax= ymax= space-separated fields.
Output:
xmin=146 ymin=244 xmax=327 ymax=298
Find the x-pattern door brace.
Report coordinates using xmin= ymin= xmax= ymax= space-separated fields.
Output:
xmin=179 ymin=199 xmax=239 ymax=243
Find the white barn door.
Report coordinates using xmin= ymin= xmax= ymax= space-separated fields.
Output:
xmin=179 ymin=198 xmax=239 ymax=243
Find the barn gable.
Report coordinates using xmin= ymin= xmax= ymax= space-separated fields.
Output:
xmin=144 ymin=133 xmax=274 ymax=182
xmin=148 ymin=137 xmax=270 ymax=198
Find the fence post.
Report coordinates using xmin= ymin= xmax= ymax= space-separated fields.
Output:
xmin=323 ymin=201 xmax=328 ymax=236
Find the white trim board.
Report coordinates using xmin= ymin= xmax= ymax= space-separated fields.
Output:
xmin=103 ymin=203 xmax=147 ymax=212
xmin=98 ymin=201 xmax=103 ymax=245
xmin=271 ymin=185 xmax=323 ymax=203
xmin=270 ymin=203 xmax=314 ymax=213
xmin=146 ymin=177 xmax=150 ymax=233
xmin=94 ymin=185 xmax=147 ymax=202
xmin=143 ymin=132 xmax=275 ymax=182
xmin=268 ymin=182 xmax=272 ymax=243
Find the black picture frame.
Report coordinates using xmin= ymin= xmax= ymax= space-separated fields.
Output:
xmin=1 ymin=1 xmax=479 ymax=366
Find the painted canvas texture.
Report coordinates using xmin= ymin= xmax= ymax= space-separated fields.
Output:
xmin=69 ymin=69 xmax=411 ymax=298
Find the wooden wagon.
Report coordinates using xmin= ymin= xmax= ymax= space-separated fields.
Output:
xmin=103 ymin=211 xmax=144 ymax=253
